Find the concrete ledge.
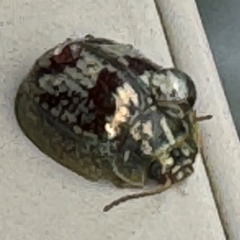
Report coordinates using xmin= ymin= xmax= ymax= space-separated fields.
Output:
xmin=155 ymin=0 xmax=240 ymax=239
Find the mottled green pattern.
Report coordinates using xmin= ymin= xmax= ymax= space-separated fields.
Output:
xmin=15 ymin=74 xmax=116 ymax=182
xmin=15 ymin=35 xmax=199 ymax=188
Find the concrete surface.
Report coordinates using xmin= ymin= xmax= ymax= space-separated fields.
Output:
xmin=156 ymin=0 xmax=240 ymax=239
xmin=196 ymin=0 xmax=240 ymax=137
xmin=0 ymin=1 xmax=226 ymax=240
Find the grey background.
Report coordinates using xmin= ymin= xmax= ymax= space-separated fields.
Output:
xmin=196 ymin=0 xmax=240 ymax=136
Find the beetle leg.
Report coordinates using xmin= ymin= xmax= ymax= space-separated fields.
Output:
xmin=111 ymin=158 xmax=148 ymax=188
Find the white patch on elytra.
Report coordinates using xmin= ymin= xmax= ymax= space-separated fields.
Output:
xmin=73 ymin=125 xmax=82 ymax=134
xmin=76 ymin=58 xmax=89 ymax=74
xmin=160 ymin=117 xmax=175 ymax=145
xmin=139 ymin=71 xmax=151 ymax=86
xmin=181 ymin=144 xmax=191 ymax=157
xmin=171 ymin=165 xmax=181 ymax=174
xmin=130 ymin=121 xmax=141 ymax=140
xmin=105 ymin=123 xmax=117 ymax=139
xmin=185 ymin=166 xmax=193 ymax=175
xmin=79 ymin=51 xmax=105 ymax=79
xmin=82 ymin=131 xmax=98 ymax=140
xmin=78 ymin=50 xmax=118 ymax=82
xmin=39 ymin=75 xmax=55 ymax=94
xmin=175 ymin=170 xmax=184 ymax=181
xmin=41 ymin=102 xmax=49 ymax=110
xmin=142 ymin=120 xmax=153 ymax=138
xmin=61 ymin=110 xmax=77 ymax=123
xmin=183 ymin=159 xmax=193 ymax=166
xmin=141 ymin=140 xmax=152 ymax=155
xmin=161 ymin=157 xmax=174 ymax=174
xmin=38 ymin=58 xmax=51 ymax=68
xmin=116 ymin=82 xmax=139 ymax=107
xmin=171 ymin=159 xmax=193 ymax=174
xmin=58 ymin=83 xmax=68 ymax=93
xmin=105 ymin=82 xmax=139 ymax=139
xmin=147 ymin=97 xmax=153 ymax=104
xmin=64 ymin=66 xmax=94 ymax=89
xmin=123 ymin=150 xmax=131 ymax=162
xmin=105 ymin=106 xmax=130 ymax=139
xmin=117 ymin=57 xmax=129 ymax=66
xmin=50 ymin=108 xmax=60 ymax=117
xmin=106 ymin=64 xmax=117 ymax=72
xmin=152 ymin=70 xmax=188 ymax=100
xmin=154 ymin=143 xmax=171 ymax=157
xmin=150 ymin=105 xmax=157 ymax=111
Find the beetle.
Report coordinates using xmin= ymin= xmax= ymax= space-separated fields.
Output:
xmin=15 ymin=35 xmax=212 ymax=211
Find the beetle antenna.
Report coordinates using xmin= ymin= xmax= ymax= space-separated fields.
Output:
xmin=194 ymin=114 xmax=213 ymax=122
xmin=103 ymin=177 xmax=172 ymax=212
xmin=192 ymin=110 xmax=212 ymax=123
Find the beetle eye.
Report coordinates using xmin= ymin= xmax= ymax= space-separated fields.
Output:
xmin=171 ymin=148 xmax=181 ymax=158
xmin=187 ymin=96 xmax=195 ymax=107
xmin=170 ymin=148 xmax=187 ymax=165
xmin=148 ymin=161 xmax=166 ymax=184
xmin=149 ymin=161 xmax=161 ymax=177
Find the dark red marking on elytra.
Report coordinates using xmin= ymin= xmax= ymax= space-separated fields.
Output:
xmin=51 ymin=44 xmax=76 ymax=65
xmin=88 ymin=68 xmax=124 ymax=115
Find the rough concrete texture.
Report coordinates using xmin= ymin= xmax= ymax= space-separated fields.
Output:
xmin=0 ymin=1 xmax=226 ymax=240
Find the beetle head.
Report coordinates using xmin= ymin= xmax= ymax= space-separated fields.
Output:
xmin=149 ymin=136 xmax=198 ymax=184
